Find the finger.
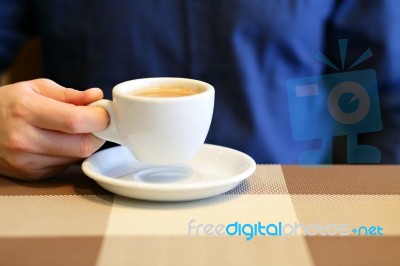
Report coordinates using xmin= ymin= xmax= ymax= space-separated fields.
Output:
xmin=55 ymin=87 xmax=104 ymax=106
xmin=76 ymin=87 xmax=104 ymax=105
xmin=0 ymin=154 xmax=79 ymax=181
xmin=27 ymin=78 xmax=104 ymax=105
xmin=27 ymin=95 xmax=109 ymax=133
xmin=28 ymin=128 xmax=105 ymax=158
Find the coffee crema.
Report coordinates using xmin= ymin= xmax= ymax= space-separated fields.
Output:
xmin=132 ymin=86 xmax=202 ymax=97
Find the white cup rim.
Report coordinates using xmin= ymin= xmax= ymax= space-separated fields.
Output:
xmin=113 ymin=77 xmax=214 ymax=102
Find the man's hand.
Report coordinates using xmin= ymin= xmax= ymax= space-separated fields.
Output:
xmin=0 ymin=79 xmax=109 ymax=180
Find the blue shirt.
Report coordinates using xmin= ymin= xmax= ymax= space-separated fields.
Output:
xmin=1 ymin=0 xmax=400 ymax=164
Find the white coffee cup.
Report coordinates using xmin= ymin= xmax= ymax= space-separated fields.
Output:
xmin=90 ymin=77 xmax=214 ymax=165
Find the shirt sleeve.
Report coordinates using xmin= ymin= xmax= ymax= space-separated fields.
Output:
xmin=0 ymin=0 xmax=37 ymax=71
xmin=323 ymin=0 xmax=400 ymax=163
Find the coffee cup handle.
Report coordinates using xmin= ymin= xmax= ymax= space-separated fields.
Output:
xmin=89 ymin=99 xmax=123 ymax=145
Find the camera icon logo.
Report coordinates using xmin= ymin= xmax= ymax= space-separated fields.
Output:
xmin=287 ymin=40 xmax=382 ymax=164
xmin=328 ymin=81 xmax=370 ymax=125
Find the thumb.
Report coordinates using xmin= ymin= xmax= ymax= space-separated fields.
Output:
xmin=27 ymin=78 xmax=104 ymax=105
xmin=69 ymin=87 xmax=104 ymax=106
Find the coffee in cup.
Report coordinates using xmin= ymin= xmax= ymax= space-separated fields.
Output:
xmin=132 ymin=86 xmax=202 ymax=97
xmin=89 ymin=77 xmax=214 ymax=165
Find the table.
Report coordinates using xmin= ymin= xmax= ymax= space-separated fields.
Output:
xmin=1 ymin=165 xmax=400 ymax=266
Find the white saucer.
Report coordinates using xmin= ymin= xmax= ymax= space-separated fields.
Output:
xmin=82 ymin=144 xmax=256 ymax=201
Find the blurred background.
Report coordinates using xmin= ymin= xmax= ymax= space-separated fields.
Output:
xmin=0 ymin=37 xmax=41 ymax=86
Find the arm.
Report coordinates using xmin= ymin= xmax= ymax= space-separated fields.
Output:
xmin=0 ymin=1 xmax=109 ymax=180
xmin=0 ymin=0 xmax=37 ymax=71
